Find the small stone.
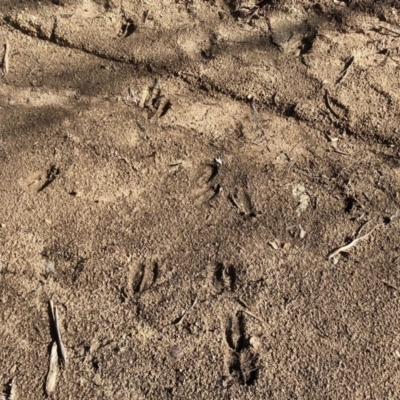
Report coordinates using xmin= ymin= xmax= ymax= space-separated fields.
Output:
xmin=169 ymin=345 xmax=183 ymax=359
xmin=92 ymin=373 xmax=102 ymax=386
xmin=249 ymin=336 xmax=261 ymax=350
xmin=45 ymin=261 xmax=56 ymax=275
xmin=299 ymin=225 xmax=306 ymax=239
xmin=269 ymin=241 xmax=279 ymax=250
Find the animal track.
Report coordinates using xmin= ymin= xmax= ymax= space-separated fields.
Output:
xmin=129 ymin=262 xmax=159 ymax=294
xmin=224 ymin=312 xmax=259 ymax=385
xmin=228 ymin=188 xmax=257 ymax=217
xmin=212 ymin=263 xmax=236 ymax=294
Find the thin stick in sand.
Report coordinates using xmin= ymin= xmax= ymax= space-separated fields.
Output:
xmin=327 ymin=223 xmax=383 ymax=259
xmin=2 ymin=41 xmax=9 ymax=74
xmin=45 ymin=342 xmax=59 ymax=396
xmin=50 ymin=300 xmax=67 ymax=365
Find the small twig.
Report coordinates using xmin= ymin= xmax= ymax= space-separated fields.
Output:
xmin=50 ymin=300 xmax=67 ymax=365
xmin=237 ymin=297 xmax=267 ymax=326
xmin=327 ymin=222 xmax=383 ymax=259
xmin=371 ymin=25 xmax=400 ymax=37
xmin=251 ymin=100 xmax=258 ymax=124
xmin=2 ymin=41 xmax=9 ymax=75
xmin=242 ymin=309 xmax=267 ymax=326
xmin=143 ymin=10 xmax=149 ymax=24
xmin=331 ymin=148 xmax=352 ymax=156
xmin=45 ymin=342 xmax=59 ymax=396
xmin=325 ymin=90 xmax=341 ymax=119
xmin=336 ymin=55 xmax=354 ymax=85
xmin=174 ymin=295 xmax=198 ymax=325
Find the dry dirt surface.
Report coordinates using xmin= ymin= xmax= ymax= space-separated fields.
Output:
xmin=1 ymin=0 xmax=400 ymax=399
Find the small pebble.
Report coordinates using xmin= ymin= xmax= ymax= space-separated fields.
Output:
xmin=169 ymin=345 xmax=183 ymax=359
xmin=45 ymin=261 xmax=56 ymax=276
xmin=249 ymin=336 xmax=261 ymax=351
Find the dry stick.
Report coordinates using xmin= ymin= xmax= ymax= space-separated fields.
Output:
xmin=242 ymin=309 xmax=267 ymax=326
xmin=50 ymin=300 xmax=67 ymax=365
xmin=251 ymin=100 xmax=258 ymax=124
xmin=327 ymin=223 xmax=383 ymax=259
xmin=45 ymin=342 xmax=59 ymax=396
xmin=374 ymin=25 xmax=400 ymax=37
xmin=3 ymin=41 xmax=9 ymax=74
xmin=54 ymin=307 xmax=67 ymax=364
xmin=238 ymin=297 xmax=267 ymax=326
xmin=331 ymin=148 xmax=352 ymax=156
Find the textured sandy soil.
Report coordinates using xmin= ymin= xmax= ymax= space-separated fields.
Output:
xmin=1 ymin=0 xmax=400 ymax=399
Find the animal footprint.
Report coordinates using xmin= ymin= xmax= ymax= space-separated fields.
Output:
xmin=224 ymin=312 xmax=259 ymax=385
xmin=228 ymin=188 xmax=257 ymax=217
xmin=130 ymin=262 xmax=159 ymax=294
xmin=212 ymin=263 xmax=236 ymax=294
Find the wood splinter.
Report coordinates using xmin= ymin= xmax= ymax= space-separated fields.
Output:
xmin=50 ymin=300 xmax=67 ymax=365
xmin=45 ymin=342 xmax=59 ymax=396
xmin=2 ymin=41 xmax=9 ymax=75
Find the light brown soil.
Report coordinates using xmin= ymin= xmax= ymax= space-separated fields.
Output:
xmin=1 ymin=0 xmax=400 ymax=398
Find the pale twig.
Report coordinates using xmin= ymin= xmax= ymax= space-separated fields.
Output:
xmin=331 ymin=148 xmax=352 ymax=156
xmin=242 ymin=309 xmax=267 ymax=326
xmin=2 ymin=41 xmax=9 ymax=74
xmin=237 ymin=298 xmax=267 ymax=326
xmin=327 ymin=222 xmax=383 ymax=259
xmin=251 ymin=100 xmax=258 ymax=124
xmin=45 ymin=342 xmax=59 ymax=396
xmin=372 ymin=25 xmax=400 ymax=37
xmin=174 ymin=295 xmax=198 ymax=325
xmin=50 ymin=300 xmax=67 ymax=365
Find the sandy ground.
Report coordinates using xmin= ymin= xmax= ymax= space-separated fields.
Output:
xmin=1 ymin=0 xmax=400 ymax=399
